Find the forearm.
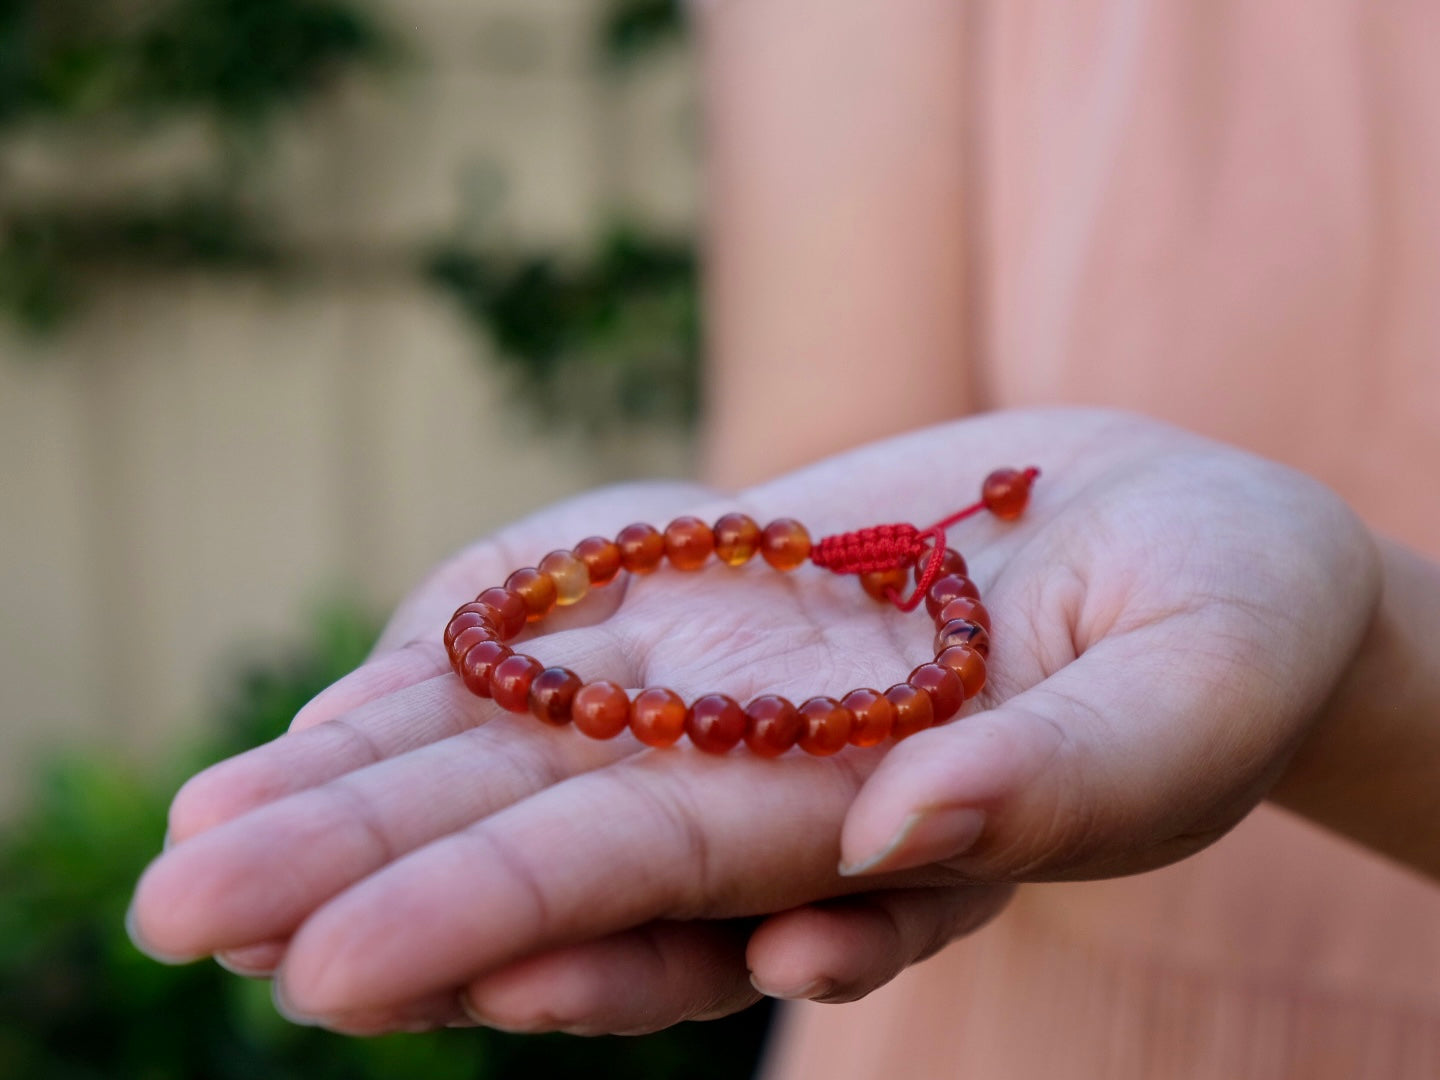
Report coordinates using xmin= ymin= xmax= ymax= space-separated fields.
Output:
xmin=696 ymin=0 xmax=974 ymax=488
xmin=1270 ymin=536 xmax=1440 ymax=879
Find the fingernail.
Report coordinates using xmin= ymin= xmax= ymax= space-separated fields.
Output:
xmin=839 ymin=807 xmax=986 ymax=877
xmin=459 ymin=990 xmax=551 ymax=1034
xmin=749 ymin=974 xmax=835 ymax=1001
xmin=271 ymin=980 xmax=320 ymax=1027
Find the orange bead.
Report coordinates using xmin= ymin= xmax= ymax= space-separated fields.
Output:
xmin=798 ymin=696 xmax=854 ymax=756
xmin=452 ymin=601 xmax=495 ymax=620
xmin=664 ymin=516 xmax=716 ymax=571
xmin=925 ymin=573 xmax=981 ymax=619
xmin=842 ymin=688 xmax=895 ymax=747
xmin=459 ymin=639 xmax=512 ymax=698
xmin=529 ymin=666 xmax=581 ymax=726
xmin=885 ymin=683 xmax=935 ymax=739
xmin=505 ymin=567 xmax=558 ymax=622
xmin=686 ymin=693 xmax=746 ymax=754
xmin=936 ymin=617 xmax=990 ymax=657
xmin=908 ymin=662 xmax=963 ymax=722
xmin=935 ymin=595 xmax=991 ymax=633
xmin=631 ymin=687 xmax=687 ymax=747
xmin=761 ymin=518 xmax=812 ymax=571
xmin=935 ymin=644 xmax=987 ymax=698
xmin=617 ymin=523 xmax=665 ymax=574
xmin=860 ymin=567 xmax=908 ymax=602
xmin=448 ymin=625 xmax=494 ymax=672
xmin=539 ymin=549 xmax=589 ymax=606
xmin=445 ymin=609 xmax=493 ymax=649
xmin=572 ymin=680 xmax=631 ymax=739
xmin=743 ymin=694 xmax=802 ymax=757
xmin=574 ymin=536 xmax=622 ymax=586
xmin=913 ymin=545 xmax=967 ymax=584
xmin=714 ymin=513 xmax=762 ymax=566
xmin=982 ymin=467 xmax=1033 ymax=520
xmin=490 ymin=654 xmax=542 ymax=712
xmin=477 ymin=587 xmax=528 ymax=640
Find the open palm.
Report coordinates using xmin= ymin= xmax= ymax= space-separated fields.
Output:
xmin=129 ymin=408 xmax=1377 ymax=1035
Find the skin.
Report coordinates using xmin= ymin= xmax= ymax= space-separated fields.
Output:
xmin=128 ymin=407 xmax=1440 ymax=1037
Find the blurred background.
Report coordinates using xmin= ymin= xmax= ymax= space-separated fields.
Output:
xmin=0 ymin=1 xmax=775 ymax=1075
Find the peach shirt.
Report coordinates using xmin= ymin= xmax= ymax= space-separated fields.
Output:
xmin=766 ymin=3 xmax=1440 ymax=1077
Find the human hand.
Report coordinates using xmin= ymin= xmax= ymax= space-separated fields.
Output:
xmin=128 ymin=408 xmax=1379 ymax=1035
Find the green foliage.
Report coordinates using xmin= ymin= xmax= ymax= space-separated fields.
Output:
xmin=602 ymin=0 xmax=688 ymax=67
xmin=427 ymin=230 xmax=701 ymax=427
xmin=0 ymin=603 xmax=771 ymax=1079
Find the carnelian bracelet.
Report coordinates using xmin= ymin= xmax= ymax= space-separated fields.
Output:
xmin=444 ymin=467 xmax=1038 ymax=757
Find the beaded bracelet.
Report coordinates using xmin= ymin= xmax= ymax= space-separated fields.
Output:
xmin=444 ymin=467 xmax=1038 ymax=757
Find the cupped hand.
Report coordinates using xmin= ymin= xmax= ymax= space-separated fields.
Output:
xmin=127 ymin=409 xmax=1379 ymax=1036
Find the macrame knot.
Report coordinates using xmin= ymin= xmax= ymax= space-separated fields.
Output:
xmin=811 ymin=523 xmax=926 ymax=575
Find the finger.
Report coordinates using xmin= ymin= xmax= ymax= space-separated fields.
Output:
xmin=838 ymin=620 xmax=1320 ymax=883
xmin=276 ymin=986 xmax=474 ymax=1036
xmin=463 ymin=920 xmax=760 ymax=1036
xmin=289 ymin=641 xmax=451 ymax=732
xmin=166 ymin=627 xmax=633 ymax=844
xmin=746 ymin=884 xmax=1012 ymax=1004
xmin=215 ymin=939 xmax=286 ymax=976
xmin=134 ymin=639 xmax=639 ymax=960
xmin=273 ymin=746 xmax=894 ymax=1016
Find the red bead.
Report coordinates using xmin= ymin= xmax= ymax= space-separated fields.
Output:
xmin=448 ymin=625 xmax=494 ymax=671
xmin=664 ymin=516 xmax=716 ymax=571
xmin=860 ymin=567 xmax=908 ymax=602
xmin=885 ymin=683 xmax=935 ymax=739
xmin=451 ymin=601 xmax=493 ymax=620
xmin=505 ymin=567 xmax=557 ymax=622
xmin=743 ymin=694 xmax=802 ymax=757
xmin=935 ymin=617 xmax=990 ymax=657
xmin=631 ymin=687 xmax=687 ymax=747
xmin=936 ymin=596 xmax=991 ymax=633
xmin=529 ymin=666 xmax=581 ymax=726
xmin=574 ymin=536 xmax=622 ymax=586
xmin=982 ymin=467 xmax=1033 ymax=520
xmin=445 ymin=609 xmax=492 ymax=648
xmin=842 ymin=688 xmax=895 ymax=747
xmin=572 ymin=680 xmax=631 ymax=739
xmin=913 ymin=545 xmax=967 ymax=584
xmin=798 ymin=697 xmax=854 ymax=755
xmin=477 ymin=587 xmax=528 ymax=640
xmin=490 ymin=654 xmax=542 ymax=712
xmin=908 ymin=663 xmax=964 ymax=722
xmin=459 ymin=639 xmax=512 ymax=698
xmin=686 ymin=693 xmax=746 ymax=754
xmin=935 ymin=645 xmax=987 ymax=698
xmin=714 ymin=513 xmax=762 ymax=566
xmin=617 ymin=523 xmax=665 ymax=574
xmin=925 ymin=574 xmax=981 ymax=619
xmin=539 ymin=550 xmax=589 ymax=606
xmin=761 ymin=519 xmax=812 ymax=571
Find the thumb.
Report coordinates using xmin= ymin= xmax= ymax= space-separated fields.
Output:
xmin=837 ymin=628 xmax=1301 ymax=882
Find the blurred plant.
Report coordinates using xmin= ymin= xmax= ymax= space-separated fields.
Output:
xmin=602 ymin=0 xmax=687 ymax=67
xmin=0 ymin=601 xmax=771 ymax=1079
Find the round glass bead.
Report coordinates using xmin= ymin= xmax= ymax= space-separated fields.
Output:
xmin=448 ymin=625 xmax=494 ymax=671
xmin=459 ymin=639 xmax=511 ymax=698
xmin=885 ymin=683 xmax=935 ymax=739
xmin=572 ymin=680 xmax=631 ymax=739
xmin=631 ymin=687 xmax=687 ymax=747
xmin=935 ymin=595 xmax=991 ymax=633
xmin=860 ymin=567 xmax=908 ymax=602
xmin=617 ymin=523 xmax=665 ymax=574
xmin=913 ymin=545 xmax=967 ymax=584
xmin=505 ymin=567 xmax=558 ymax=622
xmin=935 ymin=644 xmax=987 ymax=698
xmin=539 ymin=550 xmax=590 ymax=606
xmin=490 ymin=654 xmax=543 ymax=712
xmin=924 ymin=573 xmax=981 ymax=619
xmin=529 ymin=666 xmax=581 ymax=726
xmin=573 ymin=536 xmax=622 ymax=586
xmin=445 ymin=610 xmax=493 ymax=649
xmin=686 ymin=693 xmax=747 ymax=754
xmin=842 ymin=688 xmax=895 ymax=747
xmin=982 ymin=467 xmax=1032 ymax=520
xmin=713 ymin=513 xmax=762 ymax=566
xmin=664 ymin=516 xmax=716 ymax=571
xmin=743 ymin=694 xmax=802 ymax=757
xmin=908 ymin=662 xmax=963 ymax=722
xmin=477 ymin=587 xmax=528 ymax=640
xmin=798 ymin=697 xmax=854 ymax=755
xmin=935 ymin=617 xmax=990 ymax=657
xmin=761 ymin=518 xmax=812 ymax=571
